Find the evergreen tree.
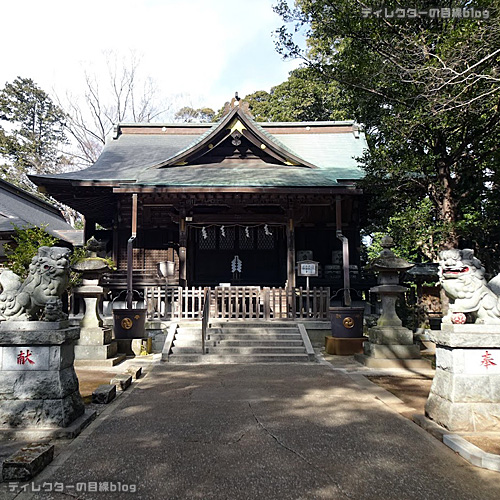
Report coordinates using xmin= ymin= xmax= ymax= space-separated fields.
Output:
xmin=275 ymin=1 xmax=500 ymax=267
xmin=0 ymin=77 xmax=68 ymax=188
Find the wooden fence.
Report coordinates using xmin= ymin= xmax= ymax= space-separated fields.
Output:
xmin=143 ymin=286 xmax=330 ymax=321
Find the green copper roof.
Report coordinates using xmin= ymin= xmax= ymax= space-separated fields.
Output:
xmin=31 ymin=109 xmax=368 ymax=189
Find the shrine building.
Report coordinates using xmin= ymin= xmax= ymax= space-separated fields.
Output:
xmin=31 ymin=105 xmax=367 ymax=309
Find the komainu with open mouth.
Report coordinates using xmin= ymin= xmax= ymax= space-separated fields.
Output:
xmin=439 ymin=248 xmax=500 ymax=324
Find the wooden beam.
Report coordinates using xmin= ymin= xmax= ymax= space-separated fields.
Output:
xmin=188 ymin=214 xmax=287 ymax=224
xmin=112 ymin=186 xmax=363 ymax=195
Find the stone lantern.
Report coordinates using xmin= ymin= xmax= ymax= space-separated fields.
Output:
xmin=355 ymin=235 xmax=427 ymax=368
xmin=72 ymin=238 xmax=122 ymax=364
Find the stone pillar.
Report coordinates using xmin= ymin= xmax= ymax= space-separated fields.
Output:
xmin=0 ymin=322 xmax=88 ymax=431
xmin=425 ymin=324 xmax=500 ymax=431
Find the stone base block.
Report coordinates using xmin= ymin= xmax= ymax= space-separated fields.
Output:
xmin=74 ymin=341 xmax=118 ymax=360
xmin=116 ymin=338 xmax=152 ymax=356
xmin=92 ymin=384 xmax=116 ymax=404
xmin=0 ymin=391 xmax=84 ymax=428
xmin=0 ymin=367 xmax=80 ymax=400
xmin=365 ymin=343 xmax=422 ymax=359
xmin=77 ymin=326 xmax=113 ymax=346
xmin=430 ymin=367 xmax=500 ymax=403
xmin=111 ymin=374 xmax=132 ymax=391
xmin=430 ymin=324 xmax=500 ymax=348
xmin=2 ymin=443 xmax=54 ymax=481
xmin=325 ymin=336 xmax=366 ymax=355
xmin=425 ymin=392 xmax=500 ymax=432
xmin=0 ymin=409 xmax=96 ymax=440
xmin=126 ymin=365 xmax=142 ymax=379
xmin=354 ymin=353 xmax=431 ymax=369
xmin=74 ymin=354 xmax=126 ymax=367
xmin=368 ymin=326 xmax=414 ymax=346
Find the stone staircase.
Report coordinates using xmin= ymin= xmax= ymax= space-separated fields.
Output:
xmin=165 ymin=321 xmax=315 ymax=363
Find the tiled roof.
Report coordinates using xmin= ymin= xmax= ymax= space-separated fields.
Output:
xmin=31 ymin=110 xmax=367 ymax=188
xmin=0 ymin=179 xmax=82 ymax=244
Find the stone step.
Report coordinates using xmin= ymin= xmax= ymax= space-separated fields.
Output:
xmin=210 ymin=322 xmax=293 ymax=328
xmin=168 ymin=353 xmax=312 ymax=364
xmin=172 ymin=339 xmax=205 ymax=347
xmin=213 ymin=339 xmax=304 ymax=347
xmin=211 ymin=327 xmax=299 ymax=334
xmin=207 ymin=333 xmax=302 ymax=342
xmin=206 ymin=346 xmax=306 ymax=355
xmin=176 ymin=328 xmax=202 ymax=335
xmin=171 ymin=346 xmax=205 ymax=354
xmin=167 ymin=354 xmax=206 ymax=363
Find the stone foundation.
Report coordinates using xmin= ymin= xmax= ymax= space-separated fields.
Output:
xmin=355 ymin=325 xmax=426 ymax=368
xmin=0 ymin=322 xmax=85 ymax=429
xmin=426 ymin=324 xmax=500 ymax=432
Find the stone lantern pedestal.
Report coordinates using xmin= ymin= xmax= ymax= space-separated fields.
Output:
xmin=72 ymin=239 xmax=124 ymax=366
xmin=355 ymin=236 xmax=428 ymax=368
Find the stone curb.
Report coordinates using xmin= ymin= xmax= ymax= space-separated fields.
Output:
xmin=443 ymin=434 xmax=500 ymax=472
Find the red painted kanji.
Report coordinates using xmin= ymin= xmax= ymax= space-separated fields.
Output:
xmin=16 ymin=349 xmax=35 ymax=365
xmin=481 ymin=351 xmax=497 ymax=369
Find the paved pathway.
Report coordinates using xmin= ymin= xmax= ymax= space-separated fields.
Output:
xmin=3 ymin=363 xmax=500 ymax=499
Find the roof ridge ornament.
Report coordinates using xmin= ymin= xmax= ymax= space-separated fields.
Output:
xmin=222 ymin=92 xmax=251 ymax=117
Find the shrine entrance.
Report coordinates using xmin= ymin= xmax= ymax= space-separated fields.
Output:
xmin=190 ymin=225 xmax=287 ymax=286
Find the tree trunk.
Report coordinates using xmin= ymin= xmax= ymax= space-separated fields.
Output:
xmin=436 ymin=155 xmax=459 ymax=250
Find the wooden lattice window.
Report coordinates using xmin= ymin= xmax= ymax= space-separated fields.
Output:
xmin=257 ymin=227 xmax=275 ymax=250
xmin=239 ymin=227 xmax=254 ymax=250
xmin=219 ymin=226 xmax=235 ymax=250
xmin=198 ymin=227 xmax=216 ymax=250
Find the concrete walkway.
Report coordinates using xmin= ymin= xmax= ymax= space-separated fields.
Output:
xmin=3 ymin=362 xmax=500 ymax=500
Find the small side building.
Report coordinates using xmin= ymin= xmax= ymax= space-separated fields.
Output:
xmin=0 ymin=179 xmax=82 ymax=264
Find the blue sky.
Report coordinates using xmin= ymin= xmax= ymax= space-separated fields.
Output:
xmin=1 ymin=0 xmax=302 ymax=115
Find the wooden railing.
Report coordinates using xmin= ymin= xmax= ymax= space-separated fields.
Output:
xmin=143 ymin=286 xmax=330 ymax=321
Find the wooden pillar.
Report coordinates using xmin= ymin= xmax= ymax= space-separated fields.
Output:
xmin=112 ymin=199 xmax=120 ymax=266
xmin=286 ymin=218 xmax=296 ymax=288
xmin=83 ymin=217 xmax=96 ymax=243
xmin=179 ymin=215 xmax=187 ymax=287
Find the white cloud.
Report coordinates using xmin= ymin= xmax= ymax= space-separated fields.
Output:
xmin=0 ymin=0 xmax=301 ymax=112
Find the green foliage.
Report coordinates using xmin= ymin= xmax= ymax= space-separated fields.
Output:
xmin=243 ymin=68 xmax=348 ymax=122
xmin=3 ymin=225 xmax=58 ymax=279
xmin=364 ymin=198 xmax=452 ymax=262
xmin=275 ymin=0 xmax=500 ymax=264
xmin=174 ymin=106 xmax=215 ymax=123
xmin=0 ymin=77 xmax=68 ymax=183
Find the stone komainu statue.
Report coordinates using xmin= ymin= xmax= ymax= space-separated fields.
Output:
xmin=439 ymin=248 xmax=500 ymax=324
xmin=0 ymin=246 xmax=71 ymax=321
